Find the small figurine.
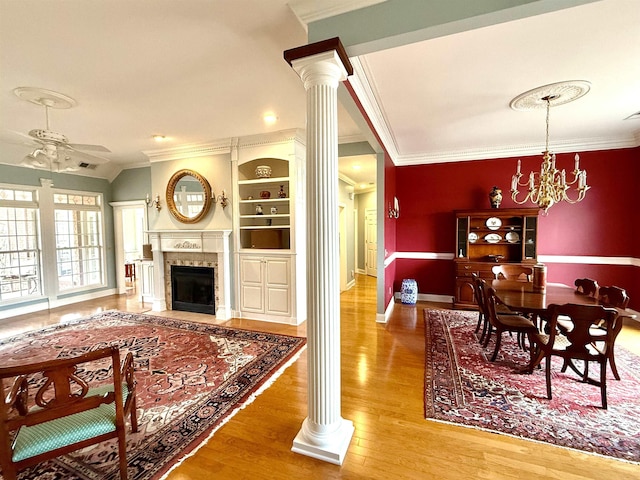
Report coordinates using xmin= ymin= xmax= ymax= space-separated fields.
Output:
xmin=255 ymin=204 xmax=263 ymax=215
xmin=278 ymin=185 xmax=286 ymax=198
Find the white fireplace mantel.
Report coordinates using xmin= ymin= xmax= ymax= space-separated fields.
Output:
xmin=147 ymin=230 xmax=232 ymax=320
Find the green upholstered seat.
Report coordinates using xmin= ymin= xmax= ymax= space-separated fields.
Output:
xmin=12 ymin=384 xmax=129 ymax=462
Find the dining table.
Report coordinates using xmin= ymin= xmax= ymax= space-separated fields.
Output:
xmin=491 ymin=280 xmax=637 ymax=320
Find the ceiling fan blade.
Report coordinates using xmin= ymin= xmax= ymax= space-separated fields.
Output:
xmin=68 ymin=143 xmax=111 ymax=153
xmin=0 ymin=129 xmax=42 ymax=147
xmin=62 ymin=146 xmax=110 ymax=164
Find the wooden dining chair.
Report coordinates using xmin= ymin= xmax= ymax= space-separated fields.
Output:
xmin=484 ymin=287 xmax=538 ymax=363
xmin=0 ymin=346 xmax=137 ymax=480
xmin=471 ymin=274 xmax=515 ymax=345
xmin=529 ymin=303 xmax=619 ymax=409
xmin=491 ymin=265 xmax=533 ymax=282
xmin=574 ymin=278 xmax=599 ymax=297
xmin=593 ymin=286 xmax=630 ymax=380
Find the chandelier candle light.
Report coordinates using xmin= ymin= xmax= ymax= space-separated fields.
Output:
xmin=509 ymin=82 xmax=591 ymax=213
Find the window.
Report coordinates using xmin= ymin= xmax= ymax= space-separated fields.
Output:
xmin=54 ymin=192 xmax=104 ymax=291
xmin=0 ymin=188 xmax=41 ymax=300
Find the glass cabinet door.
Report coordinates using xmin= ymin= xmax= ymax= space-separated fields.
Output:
xmin=523 ymin=216 xmax=537 ymax=260
xmin=456 ymin=216 xmax=468 ymax=258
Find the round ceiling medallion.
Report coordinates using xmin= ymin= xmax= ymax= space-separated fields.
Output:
xmin=509 ymin=81 xmax=591 ymax=111
xmin=13 ymin=87 xmax=77 ymax=109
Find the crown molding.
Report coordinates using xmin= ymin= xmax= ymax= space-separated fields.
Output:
xmin=144 ymin=139 xmax=233 ymax=163
xmin=394 ymin=135 xmax=640 ymax=166
xmin=348 ymin=56 xmax=400 ymax=163
xmin=288 ymin=0 xmax=385 ymax=27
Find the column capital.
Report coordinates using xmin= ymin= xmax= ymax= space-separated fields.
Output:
xmin=284 ymin=37 xmax=353 ymax=77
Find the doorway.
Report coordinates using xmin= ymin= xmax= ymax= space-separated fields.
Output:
xmin=111 ymin=201 xmax=147 ymax=294
xmin=365 ymin=208 xmax=377 ymax=277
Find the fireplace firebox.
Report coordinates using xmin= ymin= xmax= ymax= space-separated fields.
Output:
xmin=171 ymin=265 xmax=215 ymax=315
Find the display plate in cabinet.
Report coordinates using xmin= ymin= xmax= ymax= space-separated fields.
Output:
xmin=505 ymin=231 xmax=520 ymax=243
xmin=484 ymin=233 xmax=502 ymax=243
xmin=468 ymin=232 xmax=478 ymax=243
xmin=485 ymin=217 xmax=502 ymax=230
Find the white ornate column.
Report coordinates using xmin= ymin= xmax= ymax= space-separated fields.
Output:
xmin=285 ymin=38 xmax=354 ymax=465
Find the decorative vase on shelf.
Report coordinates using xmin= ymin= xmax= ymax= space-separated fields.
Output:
xmin=278 ymin=185 xmax=286 ymax=198
xmin=489 ymin=186 xmax=502 ymax=209
xmin=255 ymin=165 xmax=272 ymax=178
xmin=270 ymin=206 xmax=278 ymax=215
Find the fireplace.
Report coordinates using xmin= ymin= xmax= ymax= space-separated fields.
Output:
xmin=147 ymin=230 xmax=232 ymax=320
xmin=171 ymin=265 xmax=215 ymax=315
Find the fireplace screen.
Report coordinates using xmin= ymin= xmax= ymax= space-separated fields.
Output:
xmin=171 ymin=265 xmax=215 ymax=315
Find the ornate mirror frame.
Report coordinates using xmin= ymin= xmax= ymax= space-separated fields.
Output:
xmin=166 ymin=169 xmax=212 ymax=224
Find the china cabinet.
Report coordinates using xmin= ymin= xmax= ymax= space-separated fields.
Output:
xmin=454 ymin=208 xmax=539 ymax=308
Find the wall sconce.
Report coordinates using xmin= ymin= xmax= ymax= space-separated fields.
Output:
xmin=388 ymin=196 xmax=399 ymax=219
xmin=217 ymin=189 xmax=229 ymax=208
xmin=146 ymin=193 xmax=161 ymax=211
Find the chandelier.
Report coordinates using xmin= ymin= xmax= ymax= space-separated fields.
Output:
xmin=510 ymin=82 xmax=590 ymax=213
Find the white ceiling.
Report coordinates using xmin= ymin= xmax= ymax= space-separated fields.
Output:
xmin=0 ymin=0 xmax=638 ymax=187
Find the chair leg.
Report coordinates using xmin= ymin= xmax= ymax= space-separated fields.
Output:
xmin=490 ymin=332 xmax=502 ymax=361
xmin=601 ymin=360 xmax=608 ymax=409
xmin=117 ymin=428 xmax=128 ymax=480
xmin=608 ymin=350 xmax=621 ymax=381
xmin=475 ymin=312 xmax=483 ymax=334
xmin=545 ymin=356 xmax=553 ymax=399
xmin=130 ymin=397 xmax=138 ymax=433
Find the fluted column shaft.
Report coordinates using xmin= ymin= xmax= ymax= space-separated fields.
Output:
xmin=287 ymin=44 xmax=354 ymax=465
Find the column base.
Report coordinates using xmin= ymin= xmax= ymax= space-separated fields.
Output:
xmin=291 ymin=418 xmax=354 ymax=465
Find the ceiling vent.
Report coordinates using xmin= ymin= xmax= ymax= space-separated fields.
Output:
xmin=78 ymin=162 xmax=97 ymax=169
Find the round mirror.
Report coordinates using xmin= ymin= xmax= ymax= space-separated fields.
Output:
xmin=166 ymin=169 xmax=212 ymax=224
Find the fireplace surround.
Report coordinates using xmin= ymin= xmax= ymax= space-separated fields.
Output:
xmin=147 ymin=230 xmax=231 ymax=320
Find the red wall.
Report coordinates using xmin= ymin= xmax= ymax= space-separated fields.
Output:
xmin=392 ymin=147 xmax=640 ymax=309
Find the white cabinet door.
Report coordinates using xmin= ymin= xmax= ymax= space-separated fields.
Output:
xmin=240 ymin=255 xmax=290 ymax=316
xmin=240 ymin=256 xmax=265 ymax=313
xmin=264 ymin=257 xmax=290 ymax=316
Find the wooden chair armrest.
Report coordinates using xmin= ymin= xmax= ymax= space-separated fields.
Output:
xmin=6 ymin=375 xmax=29 ymax=416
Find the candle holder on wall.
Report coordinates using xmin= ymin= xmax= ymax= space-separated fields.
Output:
xmin=388 ymin=196 xmax=399 ymax=219
xmin=217 ymin=189 xmax=229 ymax=208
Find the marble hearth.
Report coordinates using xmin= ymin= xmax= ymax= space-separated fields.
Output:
xmin=147 ymin=230 xmax=232 ymax=320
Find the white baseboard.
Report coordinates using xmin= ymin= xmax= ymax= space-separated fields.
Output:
xmin=0 ymin=288 xmax=118 ymax=320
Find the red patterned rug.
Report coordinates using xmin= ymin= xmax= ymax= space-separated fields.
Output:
xmin=0 ymin=311 xmax=306 ymax=479
xmin=424 ymin=309 xmax=640 ymax=463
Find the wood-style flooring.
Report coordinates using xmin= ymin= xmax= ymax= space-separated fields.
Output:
xmin=1 ymin=276 xmax=639 ymax=479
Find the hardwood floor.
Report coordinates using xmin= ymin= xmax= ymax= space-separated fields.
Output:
xmin=2 ymin=276 xmax=639 ymax=479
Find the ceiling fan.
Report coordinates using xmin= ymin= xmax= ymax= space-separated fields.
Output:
xmin=6 ymin=87 xmax=111 ymax=171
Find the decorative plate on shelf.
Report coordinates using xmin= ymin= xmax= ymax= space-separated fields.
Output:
xmin=484 ymin=233 xmax=502 ymax=243
xmin=485 ymin=217 xmax=502 ymax=230
xmin=505 ymin=231 xmax=520 ymax=243
xmin=468 ymin=232 xmax=478 ymax=243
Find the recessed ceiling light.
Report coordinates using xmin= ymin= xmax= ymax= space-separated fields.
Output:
xmin=352 ymin=165 xmax=361 ymax=170
xmin=263 ymin=112 xmax=278 ymax=125
xmin=152 ymin=135 xmax=167 ymax=142
xmin=360 ymin=183 xmax=366 ymax=189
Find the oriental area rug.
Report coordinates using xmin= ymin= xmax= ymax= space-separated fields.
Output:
xmin=0 ymin=311 xmax=306 ymax=480
xmin=424 ymin=309 xmax=640 ymax=464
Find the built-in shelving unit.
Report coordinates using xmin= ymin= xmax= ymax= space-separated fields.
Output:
xmin=233 ymin=130 xmax=306 ymax=325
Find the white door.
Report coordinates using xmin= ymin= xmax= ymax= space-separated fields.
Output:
xmin=339 ymin=205 xmax=347 ymax=292
xmin=365 ymin=208 xmax=377 ymax=277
